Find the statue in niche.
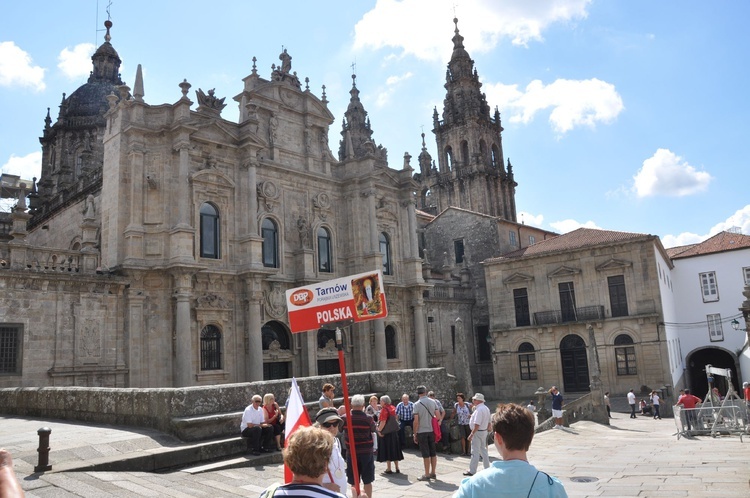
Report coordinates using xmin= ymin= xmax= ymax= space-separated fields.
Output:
xmin=269 ymin=114 xmax=279 ymax=145
xmin=83 ymin=194 xmax=95 ymax=219
xmin=297 ymin=216 xmax=311 ymax=249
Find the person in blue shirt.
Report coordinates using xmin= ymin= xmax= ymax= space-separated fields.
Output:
xmin=454 ymin=403 xmax=568 ymax=498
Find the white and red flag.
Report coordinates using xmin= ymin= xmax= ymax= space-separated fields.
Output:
xmin=283 ymin=377 xmax=312 ymax=483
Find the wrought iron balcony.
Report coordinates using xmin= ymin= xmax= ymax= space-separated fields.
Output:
xmin=533 ymin=305 xmax=605 ymax=325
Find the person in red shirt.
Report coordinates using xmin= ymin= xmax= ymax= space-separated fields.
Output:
xmin=743 ymin=382 xmax=750 ymax=405
xmin=676 ymin=389 xmax=702 ymax=433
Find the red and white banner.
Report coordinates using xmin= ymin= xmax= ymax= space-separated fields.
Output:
xmin=285 ymin=269 xmax=388 ymax=333
xmin=283 ymin=377 xmax=311 ymax=483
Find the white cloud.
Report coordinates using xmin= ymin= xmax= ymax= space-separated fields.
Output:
xmin=0 ymin=41 xmax=45 ymax=91
xmin=518 ymin=211 xmax=544 ymax=227
xmin=661 ymin=205 xmax=750 ymax=248
xmin=354 ymin=0 xmax=591 ymax=61
xmin=375 ymin=71 xmax=413 ymax=107
xmin=549 ymin=218 xmax=601 ymax=233
xmin=632 ymin=148 xmax=712 ymax=198
xmin=1 ymin=152 xmax=42 ymax=181
xmin=484 ymin=78 xmax=624 ymax=133
xmin=58 ymin=43 xmax=95 ymax=80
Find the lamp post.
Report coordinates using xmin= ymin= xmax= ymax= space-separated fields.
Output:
xmin=733 ymin=283 xmax=750 ymax=344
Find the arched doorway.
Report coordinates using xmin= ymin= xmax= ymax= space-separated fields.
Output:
xmin=560 ymin=334 xmax=590 ymax=392
xmin=686 ymin=348 xmax=738 ymax=398
xmin=262 ymin=321 xmax=292 ymax=380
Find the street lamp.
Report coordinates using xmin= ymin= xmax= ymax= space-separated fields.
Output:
xmin=731 ymin=318 xmax=747 ymax=331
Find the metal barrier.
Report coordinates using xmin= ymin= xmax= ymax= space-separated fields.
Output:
xmin=674 ymin=400 xmax=749 ymax=441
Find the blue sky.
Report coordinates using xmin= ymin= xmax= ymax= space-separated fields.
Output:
xmin=1 ymin=0 xmax=749 ymax=248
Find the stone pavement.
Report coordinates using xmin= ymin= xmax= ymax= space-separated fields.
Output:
xmin=2 ymin=406 xmax=749 ymax=497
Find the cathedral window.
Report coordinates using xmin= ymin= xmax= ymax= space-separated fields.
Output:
xmin=317 ymin=226 xmax=333 ymax=273
xmin=509 ymin=230 xmax=517 ymax=247
xmin=461 ymin=140 xmax=469 ymax=167
xmin=444 ymin=146 xmax=454 ymax=171
xmin=385 ymin=325 xmax=397 ymax=359
xmin=0 ymin=324 xmax=22 ymax=374
xmin=454 ymin=239 xmax=464 ymax=264
xmin=199 ymin=203 xmax=220 ymax=259
xmin=491 ymin=145 xmax=501 ymax=168
xmin=199 ymin=325 xmax=222 ymax=371
xmin=380 ymin=232 xmax=392 ymax=275
xmin=262 ymin=218 xmax=279 ymax=268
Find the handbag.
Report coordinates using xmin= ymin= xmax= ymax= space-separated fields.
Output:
xmin=432 ymin=415 xmax=442 ymax=442
xmin=381 ymin=412 xmax=399 ymax=435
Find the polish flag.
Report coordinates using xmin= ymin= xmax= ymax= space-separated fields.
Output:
xmin=284 ymin=377 xmax=312 ymax=483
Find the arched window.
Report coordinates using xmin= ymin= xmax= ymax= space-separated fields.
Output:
xmin=518 ymin=342 xmax=537 ymax=380
xmin=379 ymin=232 xmax=392 ymax=275
xmin=491 ymin=145 xmax=501 ymax=168
xmin=445 ymin=146 xmax=454 ymax=171
xmin=261 ymin=218 xmax=279 ymax=268
xmin=262 ymin=321 xmax=291 ymax=350
xmin=461 ymin=140 xmax=470 ymax=167
xmin=385 ymin=325 xmax=397 ymax=359
xmin=614 ymin=334 xmax=637 ymax=376
xmin=317 ymin=227 xmax=333 ymax=273
xmin=200 ymin=325 xmax=222 ymax=370
xmin=200 ymin=203 xmax=220 ymax=259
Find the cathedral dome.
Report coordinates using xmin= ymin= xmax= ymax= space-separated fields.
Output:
xmin=59 ymin=20 xmax=123 ymax=125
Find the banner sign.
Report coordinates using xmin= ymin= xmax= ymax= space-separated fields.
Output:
xmin=286 ymin=270 xmax=388 ymax=333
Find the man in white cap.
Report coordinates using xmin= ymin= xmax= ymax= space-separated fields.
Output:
xmin=463 ymin=393 xmax=491 ymax=476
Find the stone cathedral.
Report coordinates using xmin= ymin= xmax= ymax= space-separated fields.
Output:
xmin=0 ymin=18 xmax=553 ymax=392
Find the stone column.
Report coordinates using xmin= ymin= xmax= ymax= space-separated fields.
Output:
xmin=247 ymin=160 xmax=258 ymax=235
xmin=406 ymin=198 xmax=419 ymax=258
xmin=587 ymin=325 xmax=609 ymax=424
xmin=363 ymin=187 xmax=378 ymax=253
xmin=373 ymin=319 xmax=387 ymax=371
xmin=413 ymin=295 xmax=427 ymax=368
xmin=172 ymin=270 xmax=194 ymax=387
xmin=454 ymin=317 xmax=473 ymax=395
xmin=246 ymin=279 xmax=264 ymax=381
xmin=175 ymin=139 xmax=191 ymax=228
xmin=126 ymin=287 xmax=146 ymax=387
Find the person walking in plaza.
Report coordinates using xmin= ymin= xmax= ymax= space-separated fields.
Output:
xmin=650 ymin=390 xmax=662 ymax=419
xmin=550 ymin=386 xmax=564 ymax=429
xmin=314 ymin=408 xmax=348 ymax=495
xmin=452 ymin=393 xmax=472 ymax=456
xmin=241 ymin=394 xmax=274 ymax=455
xmin=395 ymin=394 xmax=414 ymax=447
xmin=604 ymin=392 xmax=612 ymax=418
xmin=454 ymin=403 xmax=568 ymax=498
xmin=375 ymin=395 xmax=403 ymax=474
xmin=627 ymin=389 xmax=637 ymax=418
xmin=463 ymin=393 xmax=491 ymax=477
xmin=413 ymin=385 xmax=439 ymax=481
xmin=341 ymin=394 xmax=377 ymax=498
xmin=428 ymin=391 xmax=445 ymax=423
xmin=260 ymin=426 xmax=354 ymax=498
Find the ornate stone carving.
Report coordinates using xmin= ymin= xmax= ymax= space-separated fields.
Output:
xmin=196 ymin=293 xmax=230 ymax=309
xmin=297 ymin=216 xmax=312 ymax=249
xmin=195 ymin=88 xmax=226 ymax=112
xmin=257 ymin=180 xmax=280 ymax=212
xmin=265 ymin=282 xmax=286 ymax=319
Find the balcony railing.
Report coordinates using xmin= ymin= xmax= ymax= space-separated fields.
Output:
xmin=425 ymin=284 xmax=474 ymax=301
xmin=533 ymin=305 xmax=605 ymax=325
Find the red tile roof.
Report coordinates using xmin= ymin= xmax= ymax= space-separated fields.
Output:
xmin=487 ymin=227 xmax=654 ymax=262
xmin=669 ymin=231 xmax=750 ymax=259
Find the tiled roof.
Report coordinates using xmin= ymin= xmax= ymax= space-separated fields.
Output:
xmin=669 ymin=231 xmax=750 ymax=259
xmin=487 ymin=227 xmax=654 ymax=262
xmin=665 ymin=244 xmax=697 ymax=258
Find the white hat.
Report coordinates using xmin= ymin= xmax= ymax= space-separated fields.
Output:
xmin=472 ymin=393 xmax=485 ymax=402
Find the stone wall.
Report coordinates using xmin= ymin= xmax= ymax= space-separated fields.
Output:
xmin=0 ymin=368 xmax=456 ymax=441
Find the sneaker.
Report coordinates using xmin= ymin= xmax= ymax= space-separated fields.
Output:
xmin=429 ymin=473 xmax=437 ymax=479
xmin=417 ymin=475 xmax=430 ymax=482
xmin=462 ymin=471 xmax=474 ymax=476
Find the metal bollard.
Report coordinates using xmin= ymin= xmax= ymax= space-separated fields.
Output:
xmin=34 ymin=427 xmax=52 ymax=472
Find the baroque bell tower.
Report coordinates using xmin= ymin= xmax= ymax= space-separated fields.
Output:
xmin=415 ymin=18 xmax=517 ymax=221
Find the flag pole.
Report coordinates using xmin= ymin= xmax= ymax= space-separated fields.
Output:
xmin=336 ymin=326 xmax=360 ymax=497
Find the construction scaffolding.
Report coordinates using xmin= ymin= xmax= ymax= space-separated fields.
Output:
xmin=674 ymin=364 xmax=749 ymax=441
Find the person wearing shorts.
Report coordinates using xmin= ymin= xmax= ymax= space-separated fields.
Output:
xmin=413 ymin=385 xmax=438 ymax=481
xmin=550 ymin=386 xmax=564 ymax=429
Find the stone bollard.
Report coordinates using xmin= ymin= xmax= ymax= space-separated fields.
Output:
xmin=34 ymin=427 xmax=52 ymax=472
